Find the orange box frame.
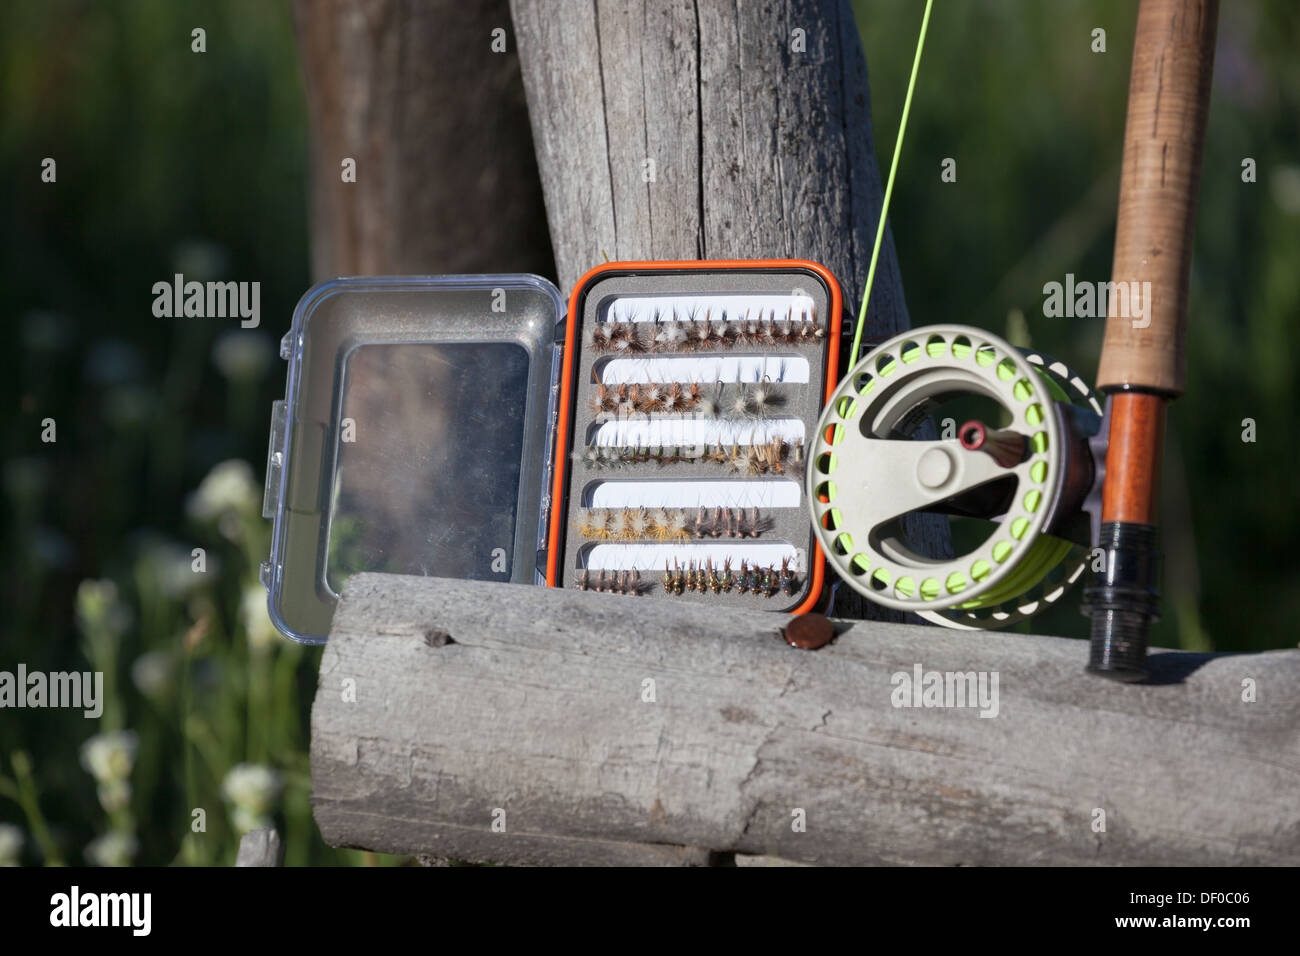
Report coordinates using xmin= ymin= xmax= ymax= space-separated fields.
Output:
xmin=545 ymin=258 xmax=844 ymax=615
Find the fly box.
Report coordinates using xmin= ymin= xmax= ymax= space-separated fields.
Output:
xmin=547 ymin=260 xmax=843 ymax=612
xmin=262 ymin=274 xmax=563 ymax=644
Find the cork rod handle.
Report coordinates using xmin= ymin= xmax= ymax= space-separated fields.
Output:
xmin=1096 ymin=0 xmax=1218 ymax=396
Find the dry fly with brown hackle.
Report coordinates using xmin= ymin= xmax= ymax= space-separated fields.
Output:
xmin=638 ymin=382 xmax=669 ymax=414
xmin=654 ymin=320 xmax=688 ymax=352
xmin=663 ymin=382 xmax=686 ymax=414
xmin=794 ymin=309 xmax=824 ymax=343
xmin=716 ymin=314 xmax=740 ymax=348
xmin=588 ymin=383 xmax=623 ymax=418
xmin=613 ymin=319 xmax=650 ymax=355
xmin=587 ymin=321 xmax=613 ymax=353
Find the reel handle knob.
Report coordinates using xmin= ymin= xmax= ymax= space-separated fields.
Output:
xmin=958 ymin=420 xmax=1027 ymax=469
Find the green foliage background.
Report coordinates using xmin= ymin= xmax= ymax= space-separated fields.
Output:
xmin=0 ymin=0 xmax=1295 ymax=865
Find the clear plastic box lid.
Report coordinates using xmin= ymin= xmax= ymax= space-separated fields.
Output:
xmin=261 ymin=275 xmax=563 ymax=644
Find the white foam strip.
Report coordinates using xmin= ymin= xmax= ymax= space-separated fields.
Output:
xmin=585 ymin=479 xmax=802 ymax=510
xmin=596 ymin=355 xmax=811 ymax=384
xmin=590 ymin=418 xmax=806 ymax=447
xmin=603 ymin=293 xmax=816 ymax=324
xmin=583 ymin=542 xmax=802 ymax=572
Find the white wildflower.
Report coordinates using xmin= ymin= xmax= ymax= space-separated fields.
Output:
xmin=139 ymin=538 xmax=206 ymax=599
xmin=222 ymin=763 xmax=282 ymax=833
xmin=85 ymin=831 xmax=138 ymax=867
xmin=130 ymin=650 xmax=176 ymax=698
xmin=80 ymin=730 xmax=139 ymax=785
xmin=0 ymin=824 xmax=23 ymax=866
xmin=213 ymin=330 xmax=273 ymax=381
xmin=75 ymin=579 xmax=132 ymax=637
xmin=186 ymin=459 xmax=257 ymax=521
xmin=240 ymin=585 xmax=277 ymax=651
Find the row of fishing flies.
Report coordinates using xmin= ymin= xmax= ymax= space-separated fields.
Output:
xmin=588 ymin=306 xmax=824 ymax=354
xmin=579 ymin=505 xmax=771 ymax=541
xmin=580 ymin=437 xmax=801 ymax=475
xmin=587 ymin=379 xmax=790 ymax=420
xmin=575 ymin=558 xmax=800 ymax=599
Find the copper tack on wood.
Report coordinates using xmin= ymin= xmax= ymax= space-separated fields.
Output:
xmin=783 ymin=613 xmax=833 ymax=650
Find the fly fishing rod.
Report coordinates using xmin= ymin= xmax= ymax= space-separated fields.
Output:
xmin=1085 ymin=0 xmax=1218 ymax=680
xmin=808 ymin=0 xmax=1218 ymax=679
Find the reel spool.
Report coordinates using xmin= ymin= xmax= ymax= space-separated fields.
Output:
xmin=807 ymin=325 xmax=1103 ymax=629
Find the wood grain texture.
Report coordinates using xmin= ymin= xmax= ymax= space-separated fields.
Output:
xmin=292 ymin=0 xmax=554 ymax=279
xmin=235 ymin=828 xmax=284 ymax=867
xmin=1097 ymin=0 xmax=1218 ymax=394
xmin=311 ymin=573 xmax=1300 ymax=866
xmin=508 ymin=0 xmax=908 ymax=333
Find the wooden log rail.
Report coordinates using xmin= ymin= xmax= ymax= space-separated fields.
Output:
xmin=310 ymin=573 xmax=1300 ymax=866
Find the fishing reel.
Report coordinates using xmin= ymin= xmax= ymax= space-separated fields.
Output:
xmin=807 ymin=324 xmax=1104 ymax=629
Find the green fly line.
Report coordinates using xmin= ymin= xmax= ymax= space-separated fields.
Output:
xmin=848 ymin=0 xmax=935 ymax=367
